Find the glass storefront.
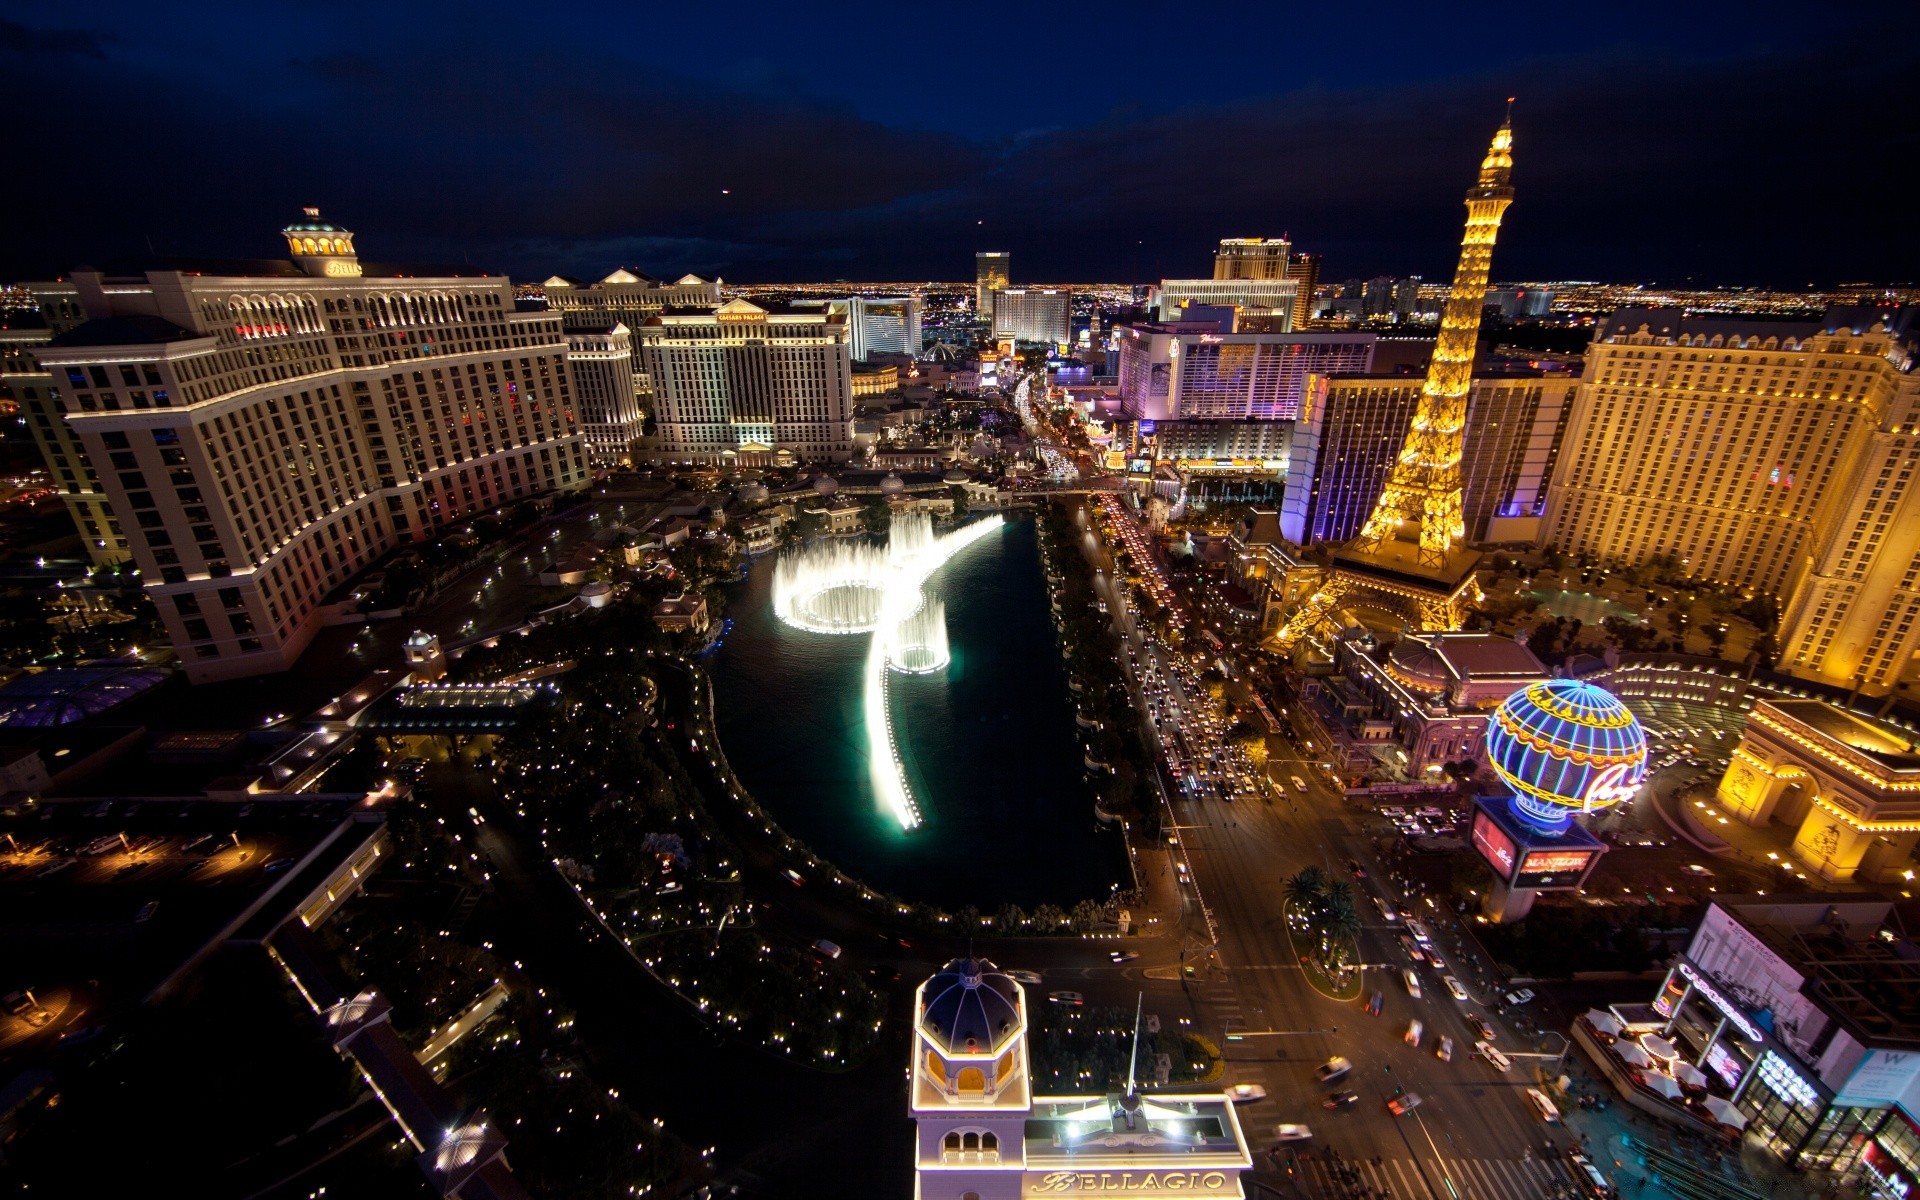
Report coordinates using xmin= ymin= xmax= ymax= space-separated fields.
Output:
xmin=1740 ymin=1051 xmax=1825 ymax=1159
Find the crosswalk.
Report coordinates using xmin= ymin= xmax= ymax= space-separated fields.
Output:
xmin=1285 ymin=1154 xmax=1571 ymax=1199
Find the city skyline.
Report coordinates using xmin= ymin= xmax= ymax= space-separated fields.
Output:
xmin=2 ymin=3 xmax=1917 ymax=286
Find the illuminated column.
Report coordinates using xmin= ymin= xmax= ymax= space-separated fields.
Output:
xmin=1352 ymin=107 xmax=1515 ymax=568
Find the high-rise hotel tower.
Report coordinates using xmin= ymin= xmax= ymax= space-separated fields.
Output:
xmin=33 ymin=210 xmax=589 ymax=682
xmin=1545 ymin=306 xmax=1920 ymax=694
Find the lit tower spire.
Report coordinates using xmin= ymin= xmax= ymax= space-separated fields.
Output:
xmin=1350 ymin=107 xmax=1514 ymax=568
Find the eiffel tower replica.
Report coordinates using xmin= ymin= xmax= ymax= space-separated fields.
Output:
xmin=1276 ymin=107 xmax=1515 ymax=646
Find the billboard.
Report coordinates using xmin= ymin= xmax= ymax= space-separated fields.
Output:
xmin=1471 ymin=809 xmax=1517 ymax=881
xmin=1513 ymin=848 xmax=1596 ymax=887
xmin=1705 ymin=1042 xmax=1749 ymax=1090
xmin=1837 ymin=1048 xmax=1920 ymax=1109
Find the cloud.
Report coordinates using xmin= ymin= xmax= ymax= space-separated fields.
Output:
xmin=1 ymin=15 xmax=1915 ymax=288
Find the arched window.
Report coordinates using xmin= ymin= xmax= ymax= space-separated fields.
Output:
xmin=962 ymin=1132 xmax=979 ymax=1151
xmin=981 ymin=1132 xmax=998 ymax=1151
xmin=943 ymin=1132 xmax=960 ymax=1151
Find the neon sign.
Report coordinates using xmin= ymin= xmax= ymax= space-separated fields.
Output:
xmin=1471 ymin=810 xmax=1517 ymax=880
xmin=1678 ymin=962 xmax=1764 ymax=1041
xmin=1578 ymin=761 xmax=1644 ymax=811
xmin=1031 ymin=1171 xmax=1234 ymax=1195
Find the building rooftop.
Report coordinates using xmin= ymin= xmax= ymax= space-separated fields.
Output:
xmin=0 ymin=664 xmax=172 ymax=728
xmin=1712 ymin=895 xmax=1920 ymax=1050
xmin=1433 ymin=633 xmax=1549 ymax=681
xmin=920 ymin=957 xmax=1022 ymax=1056
xmin=76 ymin=257 xmax=499 ymax=283
xmin=45 ymin=316 xmax=204 ymax=349
xmin=1763 ymin=699 xmax=1920 ymax=772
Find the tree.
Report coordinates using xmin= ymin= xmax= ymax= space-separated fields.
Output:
xmin=1284 ymin=866 xmax=1328 ymax=911
xmin=949 ymin=485 xmax=970 ymax=519
xmin=861 ymin=497 xmax=893 ymax=534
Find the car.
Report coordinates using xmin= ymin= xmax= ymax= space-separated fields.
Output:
xmin=1468 ymin=1015 xmax=1496 ymax=1041
xmin=0 ymin=992 xmax=35 ymax=1018
xmin=1346 ymin=859 xmax=1367 ymax=880
xmin=1405 ymin=919 xmax=1433 ymax=947
xmin=1314 ymin=1056 xmax=1353 ymax=1083
xmin=1290 ymin=776 xmax=1308 ymax=793
xmin=1374 ymin=895 xmax=1399 ymax=922
xmin=1110 ymin=950 xmax=1139 ymax=963
xmin=1047 ymin=991 xmax=1085 ymax=1006
xmin=813 ymin=940 xmax=842 ymax=960
xmin=1505 ymin=988 xmax=1536 ymax=1006
xmin=1402 ymin=968 xmax=1422 ymax=999
xmin=783 ymin=868 xmax=805 ymax=886
xmin=1475 ymin=1041 xmax=1512 ymax=1072
xmin=135 ymin=900 xmax=160 ymax=923
xmin=1570 ymin=1150 xmax=1613 ymax=1197
xmin=1322 ymin=1091 xmax=1360 ymax=1110
xmin=1524 ymin=1087 xmax=1562 ymax=1124
xmin=1386 ymin=1093 xmax=1423 ymax=1116
xmin=1444 ymin=975 xmax=1469 ymax=1001
xmin=1226 ymin=1083 xmax=1267 ymax=1103
xmin=262 ymin=857 xmax=294 ymax=873
xmin=1404 ymin=1020 xmax=1423 ymax=1047
xmin=1272 ymin=1124 xmax=1313 ymax=1143
xmin=1425 ymin=950 xmax=1448 ymax=971
xmin=1365 ymin=991 xmax=1384 ymax=1016
xmin=1175 ymin=861 xmax=1190 ymax=881
xmin=1436 ymin=1036 xmax=1454 ymax=1062
xmin=1006 ymin=969 xmax=1043 ymax=985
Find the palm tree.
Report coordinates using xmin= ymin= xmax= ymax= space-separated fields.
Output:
xmin=1284 ymin=866 xmax=1328 ymax=912
xmin=1322 ymin=882 xmax=1361 ymax=938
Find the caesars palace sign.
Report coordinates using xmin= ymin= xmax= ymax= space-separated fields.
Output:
xmin=1027 ymin=1170 xmax=1237 ymax=1196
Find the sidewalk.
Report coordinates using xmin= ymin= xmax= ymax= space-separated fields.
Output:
xmin=1555 ymin=1059 xmax=1844 ymax=1199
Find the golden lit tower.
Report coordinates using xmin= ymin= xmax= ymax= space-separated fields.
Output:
xmin=1354 ymin=108 xmax=1513 ymax=566
xmin=1274 ymin=107 xmax=1515 ymax=646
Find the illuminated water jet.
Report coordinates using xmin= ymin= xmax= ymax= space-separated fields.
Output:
xmin=772 ymin=510 xmax=1005 ymax=828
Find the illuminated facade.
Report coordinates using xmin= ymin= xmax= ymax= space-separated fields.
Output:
xmin=1627 ymin=897 xmax=1920 ymax=1193
xmin=2 ymin=306 xmax=130 ymax=565
xmin=1115 ymin=326 xmax=1375 ymax=423
xmin=1272 ymin=110 xmax=1516 ymax=643
xmin=1716 ymin=698 xmax=1920 ymax=883
xmin=993 ymin=289 xmax=1070 ymax=346
xmin=563 ymin=322 xmax=643 ymax=466
xmin=911 ymin=957 xmax=1252 ymax=1200
xmin=1284 ymin=371 xmax=1572 ymax=550
xmin=1544 ymin=307 xmax=1918 ymax=610
xmin=32 ymin=209 xmax=590 ymax=682
xmin=835 ymin=295 xmax=922 ymax=361
xmin=976 ymin=252 xmax=1011 ymax=321
xmin=1211 ymin=237 xmax=1291 ymax=280
xmin=1154 ymin=278 xmax=1298 ymax=330
xmin=637 ymin=298 xmax=856 ymax=466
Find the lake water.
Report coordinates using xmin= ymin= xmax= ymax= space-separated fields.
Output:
xmin=709 ymin=514 xmax=1126 ymax=909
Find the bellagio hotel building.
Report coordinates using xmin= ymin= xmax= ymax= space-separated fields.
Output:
xmin=33 ymin=210 xmax=590 ymax=682
xmin=1544 ymin=305 xmax=1920 ymax=695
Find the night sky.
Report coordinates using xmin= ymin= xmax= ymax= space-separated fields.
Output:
xmin=4 ymin=1 xmax=1916 ymax=287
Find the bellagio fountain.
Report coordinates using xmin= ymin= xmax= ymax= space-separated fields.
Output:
xmin=771 ymin=509 xmax=1005 ymax=829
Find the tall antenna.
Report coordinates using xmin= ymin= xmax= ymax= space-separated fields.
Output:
xmin=1124 ymin=992 xmax=1144 ymax=1101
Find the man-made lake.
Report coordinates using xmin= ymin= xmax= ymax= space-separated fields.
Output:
xmin=710 ymin=514 xmax=1126 ymax=908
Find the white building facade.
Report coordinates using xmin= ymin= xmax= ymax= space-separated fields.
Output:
xmin=33 ymin=210 xmax=590 ymax=682
xmin=637 ymin=298 xmax=855 ymax=466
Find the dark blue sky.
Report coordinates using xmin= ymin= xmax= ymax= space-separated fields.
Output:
xmin=3 ymin=1 xmax=1915 ymax=286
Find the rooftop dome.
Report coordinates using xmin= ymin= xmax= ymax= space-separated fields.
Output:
xmin=1486 ymin=678 xmax=1648 ymax=822
xmin=1386 ymin=635 xmax=1448 ymax=695
xmin=880 ymin=472 xmax=907 ymax=496
xmin=920 ymin=957 xmax=1022 ymax=1056
xmin=737 ymin=483 xmax=769 ymax=504
xmin=811 ymin=475 xmax=839 ymax=495
xmin=943 ymin=469 xmax=971 ymax=485
xmin=283 ymin=206 xmax=350 ymax=235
